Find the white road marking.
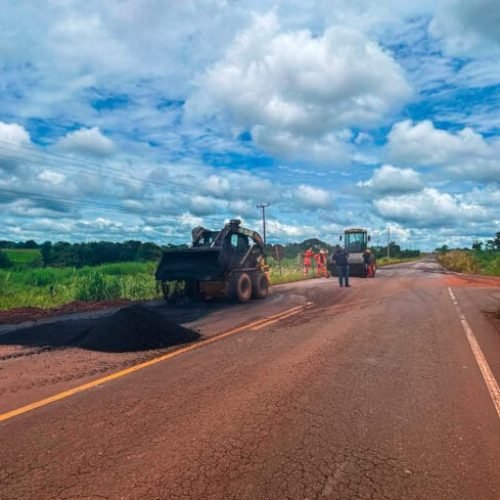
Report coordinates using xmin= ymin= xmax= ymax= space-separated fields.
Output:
xmin=448 ymin=287 xmax=500 ymax=420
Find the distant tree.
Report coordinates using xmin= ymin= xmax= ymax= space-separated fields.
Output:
xmin=23 ymin=239 xmax=38 ymax=249
xmin=435 ymin=244 xmax=449 ymax=253
xmin=494 ymin=232 xmax=500 ymax=251
xmin=472 ymin=240 xmax=483 ymax=251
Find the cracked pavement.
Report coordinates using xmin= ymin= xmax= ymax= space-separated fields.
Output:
xmin=1 ymin=258 xmax=499 ymax=499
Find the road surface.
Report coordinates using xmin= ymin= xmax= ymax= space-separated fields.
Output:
xmin=1 ymin=258 xmax=499 ymax=499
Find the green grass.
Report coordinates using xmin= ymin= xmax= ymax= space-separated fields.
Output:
xmin=0 ymin=261 xmax=160 ymax=310
xmin=4 ymin=248 xmax=41 ymax=266
xmin=267 ymin=257 xmax=323 ymax=285
xmin=437 ymin=250 xmax=500 ymax=276
xmin=376 ymin=256 xmax=422 ymax=267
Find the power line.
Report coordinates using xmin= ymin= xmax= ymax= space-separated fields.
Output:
xmin=0 ymin=140 xmax=219 ymax=198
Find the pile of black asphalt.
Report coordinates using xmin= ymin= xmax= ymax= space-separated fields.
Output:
xmin=0 ymin=305 xmax=201 ymax=353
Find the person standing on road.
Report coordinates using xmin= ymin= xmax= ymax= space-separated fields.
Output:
xmin=303 ymin=247 xmax=313 ymax=276
xmin=332 ymin=245 xmax=350 ymax=287
xmin=362 ymin=248 xmax=371 ymax=277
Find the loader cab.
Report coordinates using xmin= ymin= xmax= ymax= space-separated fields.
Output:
xmin=342 ymin=229 xmax=369 ymax=253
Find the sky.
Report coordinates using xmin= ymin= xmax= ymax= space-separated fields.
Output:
xmin=0 ymin=0 xmax=499 ymax=250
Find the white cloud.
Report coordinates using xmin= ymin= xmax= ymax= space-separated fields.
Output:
xmin=430 ymin=0 xmax=500 ymax=57
xmin=252 ymin=128 xmax=352 ymax=165
xmin=38 ymin=170 xmax=66 ymax=185
xmin=374 ymin=187 xmax=489 ymax=227
xmin=266 ymin=219 xmax=316 ymax=238
xmin=227 ymin=199 xmax=255 ymax=217
xmin=56 ymin=127 xmax=115 ymax=157
xmin=0 ymin=122 xmax=32 ymax=172
xmin=295 ymin=185 xmax=332 ymax=209
xmin=191 ymin=11 xmax=411 ymax=163
xmin=387 ymin=120 xmax=500 ymax=182
xmin=179 ymin=212 xmax=203 ymax=228
xmin=358 ymin=164 xmax=423 ymax=195
xmin=189 ymin=195 xmax=219 ymax=216
xmin=0 ymin=121 xmax=30 ymax=148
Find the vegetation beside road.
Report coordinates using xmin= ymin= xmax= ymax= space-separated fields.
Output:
xmin=376 ymin=256 xmax=422 ymax=267
xmin=437 ymin=250 xmax=500 ymax=276
xmin=0 ymin=261 xmax=159 ymax=310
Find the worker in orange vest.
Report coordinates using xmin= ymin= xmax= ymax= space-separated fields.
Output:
xmin=319 ymin=248 xmax=329 ymax=277
xmin=313 ymin=249 xmax=328 ymax=277
xmin=303 ymin=247 xmax=313 ymax=276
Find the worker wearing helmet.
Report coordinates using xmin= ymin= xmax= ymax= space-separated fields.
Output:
xmin=314 ymin=248 xmax=329 ymax=278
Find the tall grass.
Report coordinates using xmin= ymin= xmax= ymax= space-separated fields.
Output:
xmin=0 ymin=261 xmax=161 ymax=310
xmin=437 ymin=251 xmax=481 ymax=274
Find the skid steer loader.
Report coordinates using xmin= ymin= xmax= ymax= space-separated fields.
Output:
xmin=155 ymin=219 xmax=269 ymax=303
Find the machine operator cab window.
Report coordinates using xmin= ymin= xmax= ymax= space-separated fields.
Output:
xmin=227 ymin=233 xmax=251 ymax=267
xmin=344 ymin=232 xmax=367 ymax=253
xmin=230 ymin=233 xmax=250 ymax=254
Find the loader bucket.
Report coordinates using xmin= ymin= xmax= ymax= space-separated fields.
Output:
xmin=155 ymin=248 xmax=225 ymax=282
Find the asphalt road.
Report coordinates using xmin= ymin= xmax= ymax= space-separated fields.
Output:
xmin=1 ymin=258 xmax=499 ymax=499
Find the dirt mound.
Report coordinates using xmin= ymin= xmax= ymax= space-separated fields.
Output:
xmin=76 ymin=305 xmax=200 ymax=352
xmin=0 ymin=305 xmax=200 ymax=353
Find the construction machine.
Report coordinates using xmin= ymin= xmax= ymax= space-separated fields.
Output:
xmin=155 ymin=219 xmax=269 ymax=303
xmin=329 ymin=228 xmax=375 ymax=278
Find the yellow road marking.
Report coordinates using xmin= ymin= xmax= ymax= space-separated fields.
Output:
xmin=0 ymin=304 xmax=311 ymax=423
xmin=250 ymin=302 xmax=314 ymax=330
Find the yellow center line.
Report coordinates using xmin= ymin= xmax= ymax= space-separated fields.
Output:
xmin=0 ymin=303 xmax=311 ymax=423
xmin=251 ymin=302 xmax=315 ymax=330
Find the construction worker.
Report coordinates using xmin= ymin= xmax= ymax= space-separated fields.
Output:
xmin=331 ymin=245 xmax=350 ymax=287
xmin=362 ymin=248 xmax=371 ymax=277
xmin=314 ymin=249 xmax=328 ymax=277
xmin=303 ymin=247 xmax=313 ymax=276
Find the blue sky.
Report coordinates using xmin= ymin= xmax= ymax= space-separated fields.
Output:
xmin=0 ymin=0 xmax=499 ymax=250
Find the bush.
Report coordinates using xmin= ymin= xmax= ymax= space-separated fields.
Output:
xmin=75 ymin=272 xmax=121 ymax=302
xmin=0 ymin=251 xmax=13 ymax=269
xmin=437 ymin=251 xmax=480 ymax=274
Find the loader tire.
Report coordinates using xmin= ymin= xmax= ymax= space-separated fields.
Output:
xmin=160 ymin=281 xmax=170 ymax=301
xmin=251 ymin=272 xmax=269 ymax=299
xmin=185 ymin=280 xmax=200 ymax=300
xmin=229 ymin=272 xmax=252 ymax=303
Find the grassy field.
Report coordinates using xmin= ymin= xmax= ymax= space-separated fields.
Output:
xmin=3 ymin=248 xmax=41 ymax=266
xmin=437 ymin=250 xmax=500 ymax=276
xmin=0 ymin=261 xmax=159 ymax=310
xmin=267 ymin=257 xmax=321 ymax=285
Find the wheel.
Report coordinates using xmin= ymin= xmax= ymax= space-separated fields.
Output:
xmin=184 ymin=280 xmax=200 ymax=300
xmin=160 ymin=281 xmax=170 ymax=301
xmin=229 ymin=272 xmax=252 ymax=302
xmin=251 ymin=272 xmax=269 ymax=299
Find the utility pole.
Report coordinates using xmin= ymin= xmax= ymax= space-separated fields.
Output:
xmin=256 ymin=203 xmax=270 ymax=257
xmin=387 ymin=226 xmax=391 ymax=258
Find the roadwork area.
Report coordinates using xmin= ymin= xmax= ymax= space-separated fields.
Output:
xmin=1 ymin=258 xmax=499 ymax=499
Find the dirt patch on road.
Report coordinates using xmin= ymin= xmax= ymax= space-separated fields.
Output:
xmin=444 ymin=274 xmax=500 ymax=288
xmin=484 ymin=310 xmax=500 ymax=335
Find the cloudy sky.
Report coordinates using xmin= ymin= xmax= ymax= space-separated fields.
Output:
xmin=0 ymin=0 xmax=499 ymax=249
